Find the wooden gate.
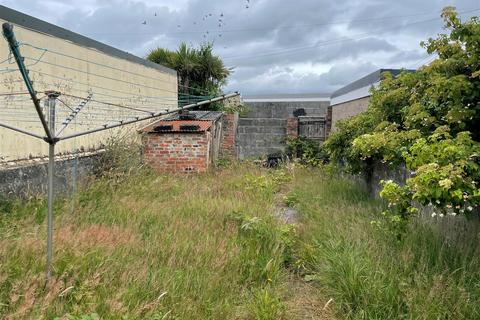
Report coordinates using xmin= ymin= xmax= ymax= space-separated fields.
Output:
xmin=298 ymin=116 xmax=326 ymax=142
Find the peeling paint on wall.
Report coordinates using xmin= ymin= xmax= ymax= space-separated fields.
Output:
xmin=0 ymin=12 xmax=177 ymax=162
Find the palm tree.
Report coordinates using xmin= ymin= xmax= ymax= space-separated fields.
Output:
xmin=147 ymin=47 xmax=176 ymax=69
xmin=174 ymin=43 xmax=199 ymax=96
xmin=195 ymin=43 xmax=231 ymax=93
xmin=148 ymin=42 xmax=232 ymax=106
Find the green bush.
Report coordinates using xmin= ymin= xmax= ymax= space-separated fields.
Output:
xmin=286 ymin=136 xmax=329 ymax=166
xmin=324 ymin=8 xmax=480 ymax=223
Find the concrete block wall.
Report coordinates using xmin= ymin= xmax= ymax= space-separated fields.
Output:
xmin=244 ymin=101 xmax=329 ymax=119
xmin=238 ymin=101 xmax=329 ymax=158
xmin=237 ymin=118 xmax=287 ymax=158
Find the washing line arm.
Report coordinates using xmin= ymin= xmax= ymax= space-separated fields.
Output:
xmin=2 ymin=23 xmax=54 ymax=142
xmin=0 ymin=121 xmax=45 ymax=140
xmin=58 ymin=92 xmax=240 ymax=141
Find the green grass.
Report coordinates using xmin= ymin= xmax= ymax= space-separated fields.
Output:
xmin=1 ymin=162 xmax=479 ymax=319
xmin=0 ymin=164 xmax=294 ymax=319
xmin=290 ymin=168 xmax=480 ymax=320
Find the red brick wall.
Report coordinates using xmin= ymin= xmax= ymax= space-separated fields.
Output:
xmin=286 ymin=117 xmax=299 ymax=138
xmin=220 ymin=113 xmax=238 ymax=159
xmin=326 ymin=106 xmax=332 ymax=137
xmin=142 ymin=132 xmax=210 ymax=173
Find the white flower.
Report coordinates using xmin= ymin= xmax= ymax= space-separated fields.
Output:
xmin=436 ymin=200 xmax=441 ymax=204
xmin=439 ymin=213 xmax=445 ymax=218
xmin=467 ymin=206 xmax=473 ymax=212
xmin=431 ymin=212 xmax=437 ymax=217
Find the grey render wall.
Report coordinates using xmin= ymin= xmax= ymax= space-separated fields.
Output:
xmin=238 ymin=101 xmax=330 ymax=158
xmin=362 ymin=162 xmax=479 ymax=239
xmin=366 ymin=161 xmax=411 ymax=198
xmin=0 ymin=152 xmax=101 ymax=197
xmin=331 ymin=96 xmax=370 ymax=132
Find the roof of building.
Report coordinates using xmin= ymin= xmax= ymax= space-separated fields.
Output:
xmin=140 ymin=111 xmax=223 ymax=133
xmin=0 ymin=5 xmax=176 ymax=75
xmin=243 ymin=93 xmax=330 ymax=102
xmin=331 ymin=69 xmax=414 ymax=99
xmin=330 ymin=68 xmax=415 ymax=106
xmin=162 ymin=111 xmax=223 ymax=121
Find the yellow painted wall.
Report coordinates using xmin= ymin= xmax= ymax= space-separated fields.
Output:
xmin=0 ymin=19 xmax=177 ymax=161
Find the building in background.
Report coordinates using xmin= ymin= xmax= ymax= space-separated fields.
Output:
xmin=329 ymin=69 xmax=413 ymax=132
xmin=239 ymin=93 xmax=330 ymax=158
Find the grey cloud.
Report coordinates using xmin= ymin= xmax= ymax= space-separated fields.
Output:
xmin=1 ymin=0 xmax=478 ymax=95
xmin=227 ymin=61 xmax=379 ymax=95
xmin=224 ymin=37 xmax=398 ymax=71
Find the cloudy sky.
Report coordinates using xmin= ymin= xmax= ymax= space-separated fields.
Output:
xmin=1 ymin=0 xmax=479 ymax=95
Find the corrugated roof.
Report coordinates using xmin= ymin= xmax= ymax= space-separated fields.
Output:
xmin=140 ymin=111 xmax=223 ymax=133
xmin=330 ymin=69 xmax=415 ymax=99
xmin=162 ymin=111 xmax=223 ymax=121
xmin=0 ymin=5 xmax=176 ymax=75
xmin=142 ymin=120 xmax=213 ymax=133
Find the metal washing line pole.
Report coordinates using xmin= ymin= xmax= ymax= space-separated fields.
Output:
xmin=1 ymin=22 xmax=240 ymax=281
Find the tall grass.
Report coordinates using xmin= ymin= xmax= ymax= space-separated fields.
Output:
xmin=0 ymin=160 xmax=295 ymax=319
xmin=2 ymin=154 xmax=479 ymax=319
xmin=291 ymin=168 xmax=480 ymax=319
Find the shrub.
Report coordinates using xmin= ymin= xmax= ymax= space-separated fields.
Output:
xmin=96 ymin=130 xmax=147 ymax=183
xmin=324 ymin=8 xmax=480 ymax=222
xmin=286 ymin=136 xmax=329 ymax=166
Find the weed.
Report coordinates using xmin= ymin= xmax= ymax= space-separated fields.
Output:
xmin=249 ymin=287 xmax=286 ymax=320
xmin=283 ymin=192 xmax=300 ymax=207
xmin=292 ymin=167 xmax=480 ymax=319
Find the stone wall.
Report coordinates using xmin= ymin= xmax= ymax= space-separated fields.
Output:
xmin=361 ymin=162 xmax=479 ymax=239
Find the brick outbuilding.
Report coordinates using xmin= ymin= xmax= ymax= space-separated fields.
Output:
xmin=140 ymin=111 xmax=236 ymax=173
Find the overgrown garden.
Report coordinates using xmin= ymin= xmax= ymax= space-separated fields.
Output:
xmin=1 ymin=7 xmax=479 ymax=320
